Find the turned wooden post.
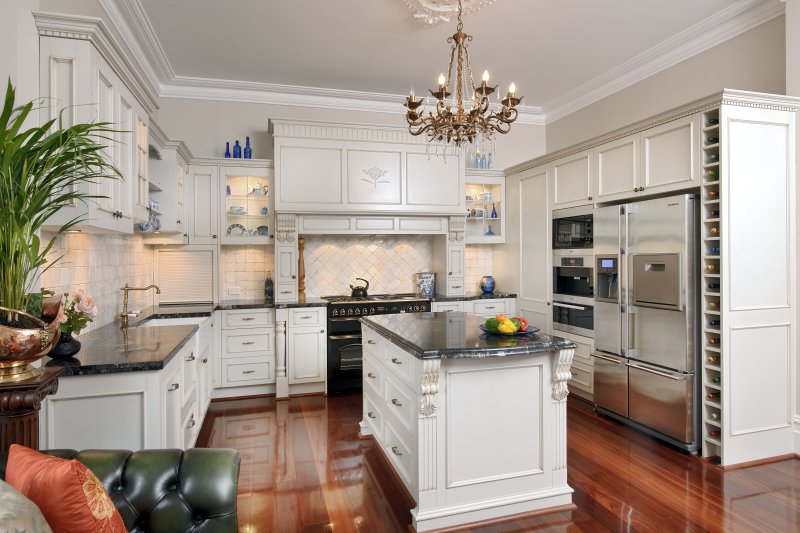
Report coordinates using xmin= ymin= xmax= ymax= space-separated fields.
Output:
xmin=0 ymin=367 xmax=63 ymax=452
xmin=298 ymin=235 xmax=306 ymax=295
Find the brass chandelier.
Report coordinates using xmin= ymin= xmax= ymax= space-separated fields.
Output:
xmin=403 ymin=0 xmax=522 ymax=149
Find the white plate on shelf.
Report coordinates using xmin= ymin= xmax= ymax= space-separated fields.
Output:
xmin=227 ymin=223 xmax=247 ymax=236
xmin=257 ymin=225 xmax=269 ymax=236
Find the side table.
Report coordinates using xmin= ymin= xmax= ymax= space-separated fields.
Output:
xmin=0 ymin=367 xmax=63 ymax=452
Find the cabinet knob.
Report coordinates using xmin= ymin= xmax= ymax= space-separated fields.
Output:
xmin=212 ymin=234 xmax=217 ymax=239
xmin=320 ymin=329 xmax=324 ymax=334
xmin=368 ymin=411 xmax=377 ymax=419
xmin=391 ymin=446 xmax=402 ymax=456
xmin=588 ymin=196 xmax=592 ymax=201
xmin=292 ymin=275 xmax=297 ymax=279
xmin=202 ymin=357 xmax=208 ymax=364
xmin=448 ymin=272 xmax=453 ymax=275
xmin=546 ymin=302 xmax=551 ymax=306
xmin=183 ymin=233 xmax=188 ymax=237
xmin=367 ymin=372 xmax=376 ymax=378
xmin=640 ymin=186 xmax=645 ymax=191
xmin=176 ymin=219 xmax=181 ymax=224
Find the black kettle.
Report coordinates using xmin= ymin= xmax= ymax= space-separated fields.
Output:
xmin=350 ymin=278 xmax=370 ymax=298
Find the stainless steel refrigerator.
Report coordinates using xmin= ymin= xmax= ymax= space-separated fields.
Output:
xmin=591 ymin=194 xmax=700 ymax=452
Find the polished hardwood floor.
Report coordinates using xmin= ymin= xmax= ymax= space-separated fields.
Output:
xmin=196 ymin=392 xmax=800 ymax=532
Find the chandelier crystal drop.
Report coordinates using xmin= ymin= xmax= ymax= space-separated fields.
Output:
xmin=404 ymin=0 xmax=522 ymax=156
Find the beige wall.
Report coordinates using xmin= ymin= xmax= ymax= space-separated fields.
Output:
xmin=0 ymin=0 xmax=40 ymax=107
xmin=154 ymin=98 xmax=546 ymax=170
xmin=546 ymin=16 xmax=786 ymax=152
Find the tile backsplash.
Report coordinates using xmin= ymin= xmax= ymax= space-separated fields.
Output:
xmin=40 ymin=232 xmax=155 ymax=335
xmin=465 ymin=244 xmax=494 ymax=293
xmin=220 ymin=245 xmax=274 ymax=300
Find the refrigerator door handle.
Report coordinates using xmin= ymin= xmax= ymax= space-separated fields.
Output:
xmin=591 ymin=352 xmax=626 ymax=365
xmin=627 ymin=362 xmax=690 ymax=381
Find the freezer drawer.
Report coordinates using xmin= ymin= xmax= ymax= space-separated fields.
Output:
xmin=591 ymin=352 xmax=628 ymax=417
xmin=628 ymin=363 xmax=694 ymax=444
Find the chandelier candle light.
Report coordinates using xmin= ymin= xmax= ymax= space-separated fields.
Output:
xmin=404 ymin=0 xmax=521 ymax=154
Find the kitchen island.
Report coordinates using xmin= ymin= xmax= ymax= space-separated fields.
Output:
xmin=359 ymin=312 xmax=576 ymax=532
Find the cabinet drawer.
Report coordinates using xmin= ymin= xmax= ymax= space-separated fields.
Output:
xmin=447 ymin=278 xmax=465 ymax=295
xmin=383 ymin=374 xmax=415 ymax=434
xmin=363 ymin=390 xmax=383 ymax=441
xmin=362 ymin=327 xmax=386 ymax=358
xmin=223 ymin=309 xmax=273 ymax=329
xmin=433 ymin=301 xmax=463 ymax=312
xmin=384 ymin=343 xmax=414 ymax=386
xmin=384 ymin=422 xmax=414 ymax=492
xmin=222 ymin=357 xmax=274 ymax=387
xmin=557 ymin=331 xmax=593 ymax=365
xmin=275 ymin=283 xmax=297 ymax=301
xmin=472 ymin=299 xmax=508 ymax=316
xmin=181 ymin=401 xmax=199 ymax=448
xmin=180 ymin=343 xmax=197 ymax=406
xmin=289 ymin=307 xmax=325 ymax=327
xmin=363 ymin=356 xmax=383 ymax=398
xmin=223 ymin=330 xmax=274 ymax=356
xmin=569 ymin=359 xmax=593 ymax=392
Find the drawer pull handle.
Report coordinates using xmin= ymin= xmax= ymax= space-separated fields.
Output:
xmin=391 ymin=398 xmax=403 ymax=407
xmin=367 ymin=340 xmax=376 ymax=345
xmin=168 ymin=383 xmax=179 ymax=392
xmin=300 ymin=315 xmax=312 ymax=319
xmin=368 ymin=411 xmax=377 ymax=419
xmin=367 ymin=372 xmax=376 ymax=378
xmin=242 ymin=317 xmax=255 ymax=321
xmin=280 ymin=290 xmax=292 ymax=294
xmin=391 ymin=358 xmax=402 ymax=365
xmin=187 ymin=417 xmax=196 ymax=429
xmin=202 ymin=357 xmax=208 ymax=364
xmin=242 ymin=341 xmax=256 ymax=345
xmin=185 ymin=353 xmax=195 ymax=362
xmin=484 ymin=306 xmax=495 ymax=310
xmin=453 ymin=285 xmax=462 ymax=289
xmin=391 ymin=446 xmax=402 ymax=456
xmin=243 ymin=425 xmax=255 ymax=430
xmin=242 ymin=370 xmax=256 ymax=375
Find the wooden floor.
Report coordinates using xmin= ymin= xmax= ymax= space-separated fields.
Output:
xmin=196 ymin=392 xmax=800 ymax=532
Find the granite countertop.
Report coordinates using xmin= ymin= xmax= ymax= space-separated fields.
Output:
xmin=216 ymin=296 xmax=328 ymax=310
xmin=430 ymin=290 xmax=517 ymax=302
xmin=361 ymin=312 xmax=574 ymax=360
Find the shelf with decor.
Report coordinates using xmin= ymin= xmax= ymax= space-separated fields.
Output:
xmin=465 ymin=169 xmax=505 ymax=244
xmin=221 ymin=164 xmax=273 ymax=245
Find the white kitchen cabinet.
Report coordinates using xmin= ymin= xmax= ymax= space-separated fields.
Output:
xmin=517 ymin=166 xmax=552 ymax=333
xmin=467 ymin=298 xmax=515 ymax=319
xmin=431 ymin=217 xmax=466 ymax=297
xmin=270 ymin=120 xmax=465 ymax=215
xmin=431 ymin=301 xmax=463 ymax=313
xmin=215 ymin=309 xmax=276 ymax=392
xmin=39 ymin=36 xmax=145 ymax=234
xmin=593 ymin=114 xmax=701 ymax=203
xmin=40 ymin=331 xmax=201 ymax=450
xmin=465 ymin=169 xmax=505 ymax=243
xmin=551 ymin=152 xmax=592 ymax=209
xmin=287 ymin=307 xmax=327 ymax=385
xmin=187 ymin=165 xmax=220 ymax=245
xmin=143 ymin=131 xmax=193 ymax=245
xmin=275 ymin=213 xmax=299 ymax=303
xmin=220 ymin=163 xmax=273 ymax=245
xmin=556 ymin=330 xmax=594 ymax=401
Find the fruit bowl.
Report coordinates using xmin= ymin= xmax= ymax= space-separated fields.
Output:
xmin=479 ymin=324 xmax=540 ymax=337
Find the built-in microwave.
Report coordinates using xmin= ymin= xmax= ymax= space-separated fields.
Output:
xmin=552 ymin=298 xmax=594 ymax=338
xmin=552 ymin=206 xmax=593 ymax=249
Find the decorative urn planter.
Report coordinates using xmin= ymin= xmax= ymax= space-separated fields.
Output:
xmin=0 ymin=298 xmax=63 ymax=382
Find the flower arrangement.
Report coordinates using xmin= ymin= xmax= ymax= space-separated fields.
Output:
xmin=60 ymin=289 xmax=98 ymax=335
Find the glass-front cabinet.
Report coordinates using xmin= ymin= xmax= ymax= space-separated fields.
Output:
xmin=465 ymin=169 xmax=505 ymax=244
xmin=221 ymin=164 xmax=273 ymax=245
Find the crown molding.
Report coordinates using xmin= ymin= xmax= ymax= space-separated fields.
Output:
xmin=161 ymin=76 xmax=546 ymax=125
xmin=191 ymin=157 xmax=273 ymax=168
xmin=33 ymin=11 xmax=160 ymax=114
xmin=542 ymin=0 xmax=785 ymax=123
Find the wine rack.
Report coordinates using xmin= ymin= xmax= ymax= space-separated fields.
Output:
xmin=700 ymin=108 xmax=722 ymax=460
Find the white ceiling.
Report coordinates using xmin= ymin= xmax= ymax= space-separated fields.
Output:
xmin=109 ymin=0 xmax=784 ymax=121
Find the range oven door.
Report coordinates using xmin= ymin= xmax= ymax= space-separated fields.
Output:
xmin=327 ymin=317 xmax=364 ymax=392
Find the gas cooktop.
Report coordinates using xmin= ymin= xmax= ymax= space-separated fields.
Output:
xmin=322 ymin=293 xmax=428 ymax=304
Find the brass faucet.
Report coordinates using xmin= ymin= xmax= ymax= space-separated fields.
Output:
xmin=120 ymin=283 xmax=161 ymax=327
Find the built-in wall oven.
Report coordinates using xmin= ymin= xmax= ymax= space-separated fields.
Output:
xmin=324 ymin=294 xmax=431 ymax=393
xmin=552 ymin=252 xmax=594 ymax=337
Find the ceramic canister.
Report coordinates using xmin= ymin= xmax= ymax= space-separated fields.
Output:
xmin=414 ymin=272 xmax=435 ymax=297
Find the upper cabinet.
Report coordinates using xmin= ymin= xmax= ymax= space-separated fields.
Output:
xmin=220 ymin=163 xmax=273 ymax=245
xmin=550 ymin=152 xmax=593 ymax=209
xmin=270 ymin=120 xmax=465 ymax=215
xmin=593 ymin=114 xmax=701 ymax=203
xmin=38 ymin=32 xmax=154 ymax=234
xmin=465 ymin=169 xmax=505 ymax=244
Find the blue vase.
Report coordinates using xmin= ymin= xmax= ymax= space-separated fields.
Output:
xmin=224 ymin=142 xmax=231 ymax=158
xmin=491 ymin=203 xmax=497 ymax=218
xmin=244 ymin=136 xmax=252 ymax=159
xmin=233 ymin=140 xmax=242 ymax=158
xmin=485 ymin=225 xmax=495 ymax=236
xmin=480 ymin=275 xmax=495 ymax=295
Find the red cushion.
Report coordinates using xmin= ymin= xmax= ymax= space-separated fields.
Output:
xmin=5 ymin=445 xmax=126 ymax=533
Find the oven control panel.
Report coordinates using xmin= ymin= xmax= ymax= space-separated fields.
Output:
xmin=330 ymin=302 xmax=431 ymax=317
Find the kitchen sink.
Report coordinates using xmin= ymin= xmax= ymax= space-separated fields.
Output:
xmin=133 ymin=316 xmax=208 ymax=327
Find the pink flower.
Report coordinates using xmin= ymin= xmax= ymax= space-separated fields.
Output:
xmin=77 ymin=293 xmax=97 ymax=315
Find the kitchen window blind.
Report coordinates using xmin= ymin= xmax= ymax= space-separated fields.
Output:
xmin=155 ymin=249 xmax=214 ymax=304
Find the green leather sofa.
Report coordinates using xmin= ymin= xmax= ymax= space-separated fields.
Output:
xmin=0 ymin=448 xmax=240 ymax=533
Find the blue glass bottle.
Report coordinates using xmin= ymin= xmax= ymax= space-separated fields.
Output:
xmin=487 ymin=153 xmax=493 ymax=169
xmin=485 ymin=225 xmax=494 ymax=236
xmin=233 ymin=140 xmax=242 ymax=158
xmin=244 ymin=136 xmax=252 ymax=159
xmin=491 ymin=203 xmax=497 ymax=218
xmin=224 ymin=142 xmax=231 ymax=158
xmin=265 ymin=271 xmax=274 ymax=300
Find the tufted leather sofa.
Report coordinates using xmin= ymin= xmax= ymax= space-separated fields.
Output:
xmin=0 ymin=448 xmax=240 ymax=533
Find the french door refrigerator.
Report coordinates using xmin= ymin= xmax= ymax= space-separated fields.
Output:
xmin=591 ymin=194 xmax=700 ymax=452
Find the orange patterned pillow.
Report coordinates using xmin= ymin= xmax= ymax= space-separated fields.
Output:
xmin=5 ymin=445 xmax=126 ymax=533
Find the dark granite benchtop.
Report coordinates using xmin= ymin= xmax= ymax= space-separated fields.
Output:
xmin=361 ymin=312 xmax=574 ymax=360
xmin=216 ymin=296 xmax=328 ymax=310
xmin=429 ymin=290 xmax=517 ymax=303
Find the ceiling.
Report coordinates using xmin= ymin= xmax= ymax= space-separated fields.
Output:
xmin=111 ymin=0 xmax=783 ymax=122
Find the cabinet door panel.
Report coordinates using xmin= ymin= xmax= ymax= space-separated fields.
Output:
xmin=642 ymin=116 xmax=699 ymax=192
xmin=279 ymin=146 xmax=342 ymax=206
xmin=276 ymin=245 xmax=297 ymax=284
xmin=552 ymin=153 xmax=591 ymax=208
xmin=347 ymin=150 xmax=401 ymax=204
xmin=519 ymin=168 xmax=551 ymax=332
xmin=189 ymin=166 xmax=219 ymax=244
xmin=289 ymin=328 xmax=325 ymax=384
xmin=594 ymin=136 xmax=638 ymax=201
xmin=406 ymin=153 xmax=461 ymax=208
xmin=447 ymin=244 xmax=465 ymax=278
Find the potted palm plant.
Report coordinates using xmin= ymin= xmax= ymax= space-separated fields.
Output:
xmin=0 ymin=80 xmax=121 ymax=381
